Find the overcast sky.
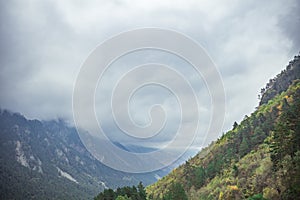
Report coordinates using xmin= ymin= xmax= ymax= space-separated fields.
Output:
xmin=0 ymin=0 xmax=299 ymax=152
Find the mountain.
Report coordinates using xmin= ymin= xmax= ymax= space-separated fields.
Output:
xmin=2 ymin=54 xmax=300 ymax=200
xmin=147 ymin=54 xmax=300 ymax=200
xmin=0 ymin=111 xmax=170 ymax=199
xmin=259 ymin=54 xmax=300 ymax=105
xmin=112 ymin=141 xmax=158 ymax=153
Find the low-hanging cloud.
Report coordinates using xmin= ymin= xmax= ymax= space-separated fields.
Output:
xmin=0 ymin=0 xmax=299 ymax=153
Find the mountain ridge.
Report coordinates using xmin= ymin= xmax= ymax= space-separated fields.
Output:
xmin=147 ymin=54 xmax=300 ymax=200
xmin=0 ymin=109 xmax=169 ymax=199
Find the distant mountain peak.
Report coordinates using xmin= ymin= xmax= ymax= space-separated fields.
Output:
xmin=0 ymin=109 xmax=169 ymax=199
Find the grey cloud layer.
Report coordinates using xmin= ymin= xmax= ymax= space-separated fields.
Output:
xmin=0 ymin=0 xmax=299 ymax=149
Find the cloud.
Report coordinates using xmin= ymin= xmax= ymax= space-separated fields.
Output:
xmin=0 ymin=0 xmax=299 ymax=154
xmin=277 ymin=0 xmax=300 ymax=53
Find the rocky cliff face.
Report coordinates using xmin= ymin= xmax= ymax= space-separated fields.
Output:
xmin=0 ymin=110 xmax=168 ymax=199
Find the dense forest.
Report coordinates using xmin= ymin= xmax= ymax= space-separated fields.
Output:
xmin=94 ymin=182 xmax=188 ymax=200
xmin=94 ymin=182 xmax=147 ymax=200
xmin=95 ymin=54 xmax=300 ymax=199
xmin=146 ymin=54 xmax=300 ymax=199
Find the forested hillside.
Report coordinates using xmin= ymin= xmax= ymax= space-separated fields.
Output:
xmin=146 ymin=54 xmax=300 ymax=200
xmin=0 ymin=111 xmax=167 ymax=199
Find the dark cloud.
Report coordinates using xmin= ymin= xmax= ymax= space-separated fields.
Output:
xmin=277 ymin=0 xmax=300 ymax=53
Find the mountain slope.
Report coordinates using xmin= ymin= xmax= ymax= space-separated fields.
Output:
xmin=147 ymin=55 xmax=300 ymax=200
xmin=0 ymin=111 xmax=169 ymax=199
xmin=260 ymin=54 xmax=300 ymax=105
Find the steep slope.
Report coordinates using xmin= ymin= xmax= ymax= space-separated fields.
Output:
xmin=0 ymin=111 xmax=168 ymax=199
xmin=259 ymin=54 xmax=300 ymax=105
xmin=147 ymin=55 xmax=300 ymax=200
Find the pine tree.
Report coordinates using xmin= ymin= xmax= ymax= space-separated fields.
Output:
xmin=137 ymin=182 xmax=146 ymax=200
xmin=163 ymin=183 xmax=188 ymax=200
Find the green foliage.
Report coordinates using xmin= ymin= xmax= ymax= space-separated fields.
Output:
xmin=95 ymin=188 xmax=116 ymax=200
xmin=95 ymin=182 xmax=146 ymax=200
xmin=163 ymin=182 xmax=188 ymax=200
xmin=233 ymin=121 xmax=239 ymax=130
xmin=269 ymin=85 xmax=300 ymax=197
xmin=263 ymin=187 xmax=279 ymax=199
xmin=137 ymin=182 xmax=147 ymax=200
xmin=194 ymin=166 xmax=206 ymax=188
xmin=147 ymin=57 xmax=300 ymax=200
xmin=248 ymin=193 xmax=267 ymax=200
xmin=239 ymin=137 xmax=250 ymax=157
xmin=116 ymin=195 xmax=132 ymax=200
